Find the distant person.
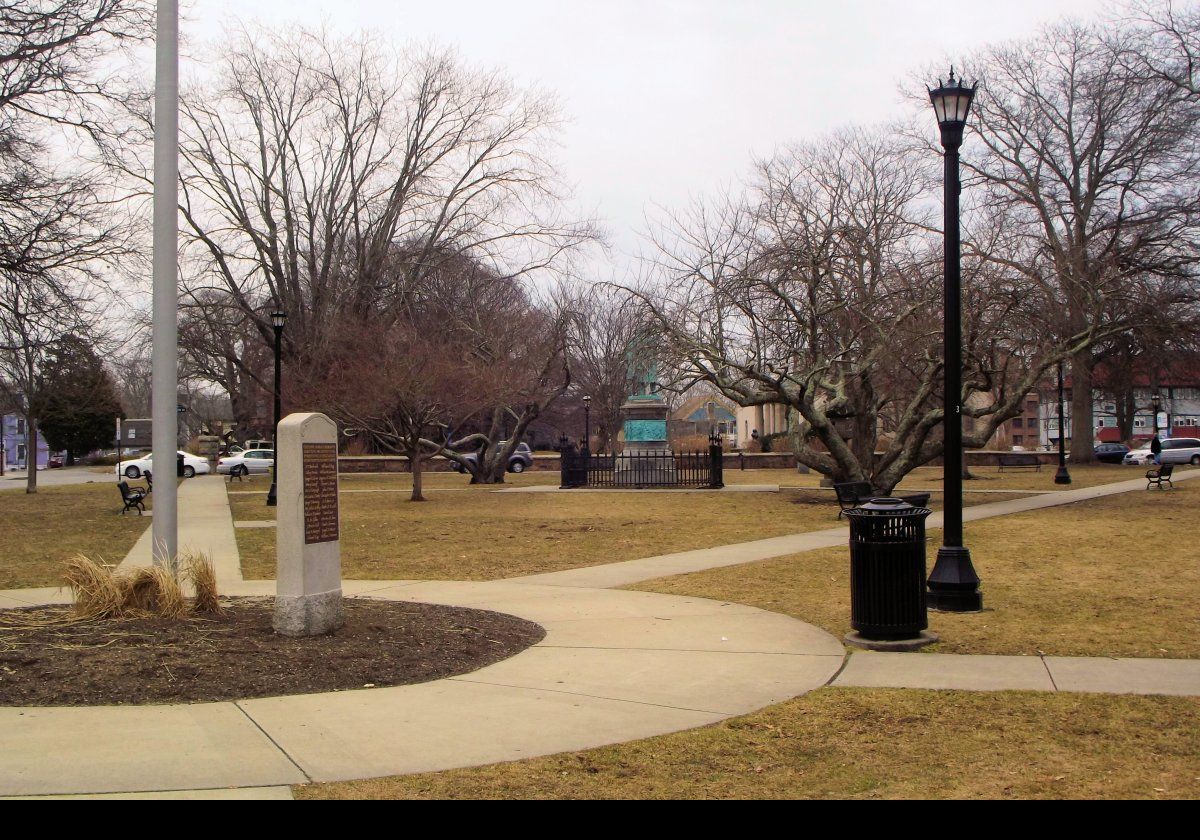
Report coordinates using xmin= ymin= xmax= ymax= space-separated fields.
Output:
xmin=1151 ymin=433 xmax=1163 ymax=465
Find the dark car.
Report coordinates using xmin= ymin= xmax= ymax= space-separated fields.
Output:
xmin=1094 ymin=443 xmax=1130 ymax=464
xmin=452 ymin=442 xmax=535 ymax=474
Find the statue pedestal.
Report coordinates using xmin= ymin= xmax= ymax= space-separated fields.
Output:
xmin=617 ymin=396 xmax=677 ymax=487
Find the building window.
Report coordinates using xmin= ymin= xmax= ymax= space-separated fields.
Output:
xmin=1013 ymin=435 xmax=1024 ymax=446
xmin=1012 ymin=418 xmax=1023 ymax=428
xmin=1134 ymin=419 xmax=1146 ymax=428
xmin=1097 ymin=419 xmax=1106 ymax=428
xmin=16 ymin=417 xmax=25 ymax=435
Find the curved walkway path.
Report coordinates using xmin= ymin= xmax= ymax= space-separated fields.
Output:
xmin=0 ymin=580 xmax=842 ymax=797
xmin=2 ymin=470 xmax=1199 ymax=798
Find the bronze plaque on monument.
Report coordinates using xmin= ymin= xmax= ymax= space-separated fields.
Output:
xmin=302 ymin=442 xmax=339 ymax=544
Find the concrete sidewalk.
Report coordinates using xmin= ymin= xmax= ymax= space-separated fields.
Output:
xmin=835 ymin=652 xmax=1200 ymax=697
xmin=0 ymin=582 xmax=844 ymax=797
xmin=118 ymin=475 xmax=243 ymax=588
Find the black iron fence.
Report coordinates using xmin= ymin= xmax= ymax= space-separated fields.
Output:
xmin=560 ymin=433 xmax=724 ymax=489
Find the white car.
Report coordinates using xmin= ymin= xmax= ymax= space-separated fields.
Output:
xmin=115 ymin=451 xmax=211 ymax=479
xmin=1123 ymin=444 xmax=1157 ymax=466
xmin=217 ymin=449 xmax=275 ymax=476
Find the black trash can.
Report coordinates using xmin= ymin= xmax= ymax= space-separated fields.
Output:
xmin=845 ymin=497 xmax=932 ymax=641
xmin=177 ymin=452 xmax=186 ymax=478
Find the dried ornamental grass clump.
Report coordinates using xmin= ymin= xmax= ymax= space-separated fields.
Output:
xmin=183 ymin=552 xmax=222 ymax=615
xmin=60 ymin=553 xmax=219 ymax=621
xmin=64 ymin=554 xmax=125 ymax=620
xmin=118 ymin=567 xmax=187 ymax=619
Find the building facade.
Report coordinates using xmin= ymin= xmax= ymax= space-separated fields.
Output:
xmin=1 ymin=414 xmax=50 ymax=470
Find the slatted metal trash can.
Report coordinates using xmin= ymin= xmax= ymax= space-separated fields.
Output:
xmin=845 ymin=498 xmax=932 ymax=641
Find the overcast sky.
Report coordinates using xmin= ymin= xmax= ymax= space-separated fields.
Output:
xmin=186 ymin=0 xmax=1113 ymax=275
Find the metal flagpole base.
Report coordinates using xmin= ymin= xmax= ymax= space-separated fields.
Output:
xmin=927 ymin=545 xmax=983 ymax=612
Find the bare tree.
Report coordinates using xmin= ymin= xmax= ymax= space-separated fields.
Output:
xmin=565 ymin=282 xmax=649 ymax=452
xmin=0 ymin=0 xmax=150 ymax=143
xmin=966 ymin=19 xmax=1200 ymax=462
xmin=0 ymin=1 xmax=148 ymax=491
xmin=0 ymin=171 xmax=122 ymax=491
xmin=638 ymin=128 xmax=1107 ymax=492
xmin=115 ymin=26 xmax=595 ymax=394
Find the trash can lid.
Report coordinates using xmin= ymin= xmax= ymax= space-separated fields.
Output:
xmin=845 ymin=497 xmax=932 ymax=517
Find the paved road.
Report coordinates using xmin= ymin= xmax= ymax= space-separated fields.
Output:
xmin=0 ymin=466 xmax=112 ymax=490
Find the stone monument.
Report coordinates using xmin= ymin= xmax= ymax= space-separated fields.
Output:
xmin=615 ymin=343 xmax=677 ymax=486
xmin=274 ymin=412 xmax=344 ymax=637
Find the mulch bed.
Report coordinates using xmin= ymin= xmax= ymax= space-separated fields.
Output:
xmin=0 ymin=598 xmax=545 ymax=706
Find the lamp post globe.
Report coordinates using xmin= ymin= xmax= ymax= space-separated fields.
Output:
xmin=266 ymin=310 xmax=287 ymax=507
xmin=926 ymin=67 xmax=984 ymax=613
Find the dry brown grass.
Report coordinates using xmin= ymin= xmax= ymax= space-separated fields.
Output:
xmin=183 ymin=552 xmax=222 ymax=615
xmin=723 ymin=463 xmax=1139 ymax=491
xmin=118 ymin=566 xmax=187 ymax=619
xmin=636 ymin=478 xmax=1200 ymax=658
xmin=0 ymin=483 xmax=152 ymax=590
xmin=297 ymin=688 xmax=1200 ymax=800
xmin=230 ymin=479 xmax=1034 ymax=582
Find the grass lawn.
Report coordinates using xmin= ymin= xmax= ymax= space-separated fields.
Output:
xmin=724 ymin=463 xmax=1138 ymax=491
xmin=636 ymin=476 xmax=1200 ymax=658
xmin=0 ymin=482 xmax=151 ymax=589
xmin=297 ymin=688 xmax=1200 ymax=800
xmin=233 ymin=486 xmax=862 ymax=581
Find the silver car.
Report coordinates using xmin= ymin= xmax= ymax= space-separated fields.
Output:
xmin=1159 ymin=437 xmax=1200 ymax=466
xmin=216 ymin=449 xmax=275 ymax=476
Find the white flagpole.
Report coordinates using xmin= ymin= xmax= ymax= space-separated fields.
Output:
xmin=151 ymin=0 xmax=179 ymax=566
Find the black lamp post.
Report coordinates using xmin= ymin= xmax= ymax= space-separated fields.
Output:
xmin=582 ymin=395 xmax=592 ymax=456
xmin=1151 ymin=393 xmax=1162 ymax=439
xmin=926 ymin=68 xmax=983 ymax=613
xmin=266 ymin=310 xmax=286 ymax=507
xmin=1054 ymin=361 xmax=1072 ymax=485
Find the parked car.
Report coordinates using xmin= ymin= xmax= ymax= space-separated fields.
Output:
xmin=1123 ymin=444 xmax=1156 ymax=466
xmin=217 ymin=449 xmax=275 ymax=476
xmin=1159 ymin=437 xmax=1200 ymax=465
xmin=452 ymin=442 xmax=534 ymax=474
xmin=1093 ymin=443 xmax=1130 ymax=464
xmin=243 ymin=439 xmax=273 ymax=451
xmin=115 ymin=451 xmax=211 ymax=479
xmin=47 ymin=454 xmax=64 ymax=469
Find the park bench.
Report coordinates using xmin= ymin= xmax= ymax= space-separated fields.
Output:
xmin=118 ymin=481 xmax=148 ymax=516
xmin=1146 ymin=463 xmax=1175 ymax=490
xmin=998 ymin=453 xmax=1042 ymax=472
xmin=834 ymin=481 xmax=932 ymax=519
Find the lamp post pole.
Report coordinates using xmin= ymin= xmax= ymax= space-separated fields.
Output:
xmin=582 ymin=395 xmax=592 ymax=456
xmin=926 ymin=68 xmax=983 ymax=613
xmin=266 ymin=311 xmax=286 ymax=507
xmin=1055 ymin=361 xmax=1071 ymax=485
xmin=1151 ymin=392 xmax=1162 ymax=442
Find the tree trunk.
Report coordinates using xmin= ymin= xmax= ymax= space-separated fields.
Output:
xmin=410 ymin=448 xmax=425 ymax=502
xmin=25 ymin=417 xmax=38 ymax=494
xmin=1069 ymin=350 xmax=1095 ymax=464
